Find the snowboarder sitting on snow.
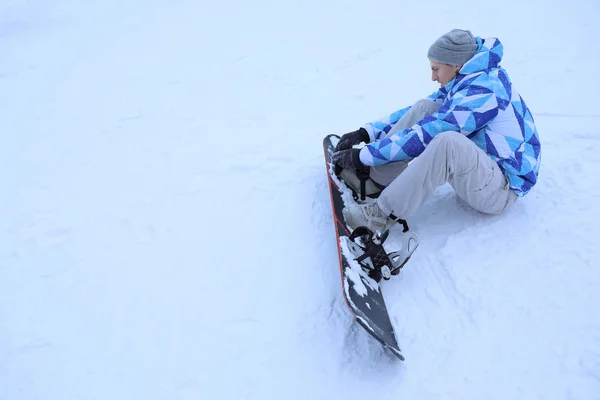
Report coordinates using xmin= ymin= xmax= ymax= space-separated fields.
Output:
xmin=332 ymin=29 xmax=541 ymax=234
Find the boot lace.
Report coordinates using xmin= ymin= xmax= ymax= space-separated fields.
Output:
xmin=363 ymin=202 xmax=385 ymax=219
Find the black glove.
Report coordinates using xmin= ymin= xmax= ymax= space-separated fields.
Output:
xmin=331 ymin=148 xmax=364 ymax=170
xmin=335 ymin=128 xmax=370 ymax=152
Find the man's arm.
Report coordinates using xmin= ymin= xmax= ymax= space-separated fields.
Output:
xmin=359 ymin=85 xmax=499 ymax=166
xmin=361 ymin=90 xmax=446 ymax=142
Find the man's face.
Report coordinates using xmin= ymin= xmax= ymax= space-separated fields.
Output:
xmin=430 ymin=61 xmax=461 ymax=87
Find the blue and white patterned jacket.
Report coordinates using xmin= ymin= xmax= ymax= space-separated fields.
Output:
xmin=359 ymin=37 xmax=541 ymax=196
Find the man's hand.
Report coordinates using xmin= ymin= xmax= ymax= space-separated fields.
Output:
xmin=335 ymin=128 xmax=370 ymax=152
xmin=331 ymin=148 xmax=364 ymax=170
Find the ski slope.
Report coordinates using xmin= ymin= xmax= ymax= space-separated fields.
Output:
xmin=2 ymin=0 xmax=600 ymax=399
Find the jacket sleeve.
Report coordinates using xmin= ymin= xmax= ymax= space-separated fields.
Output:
xmin=361 ymin=90 xmax=444 ymax=142
xmin=359 ymin=85 xmax=499 ymax=166
xmin=361 ymin=106 xmax=411 ymax=142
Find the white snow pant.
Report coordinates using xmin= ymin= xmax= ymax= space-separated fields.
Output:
xmin=371 ymin=99 xmax=517 ymax=218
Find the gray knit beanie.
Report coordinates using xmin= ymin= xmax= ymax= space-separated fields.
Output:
xmin=427 ymin=29 xmax=478 ymax=66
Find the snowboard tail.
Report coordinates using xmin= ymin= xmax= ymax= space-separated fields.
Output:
xmin=323 ymin=134 xmax=404 ymax=361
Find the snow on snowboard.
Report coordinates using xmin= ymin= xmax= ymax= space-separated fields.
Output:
xmin=323 ymin=134 xmax=409 ymax=361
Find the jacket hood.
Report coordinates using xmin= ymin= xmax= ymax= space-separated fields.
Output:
xmin=460 ymin=37 xmax=504 ymax=74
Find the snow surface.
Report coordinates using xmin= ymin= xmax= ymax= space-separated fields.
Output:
xmin=2 ymin=0 xmax=600 ymax=399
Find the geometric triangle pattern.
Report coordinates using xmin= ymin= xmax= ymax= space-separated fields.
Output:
xmin=360 ymin=37 xmax=541 ymax=196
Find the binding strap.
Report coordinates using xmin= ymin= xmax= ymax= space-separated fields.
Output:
xmin=355 ymin=167 xmax=370 ymax=201
xmin=389 ymin=213 xmax=409 ymax=232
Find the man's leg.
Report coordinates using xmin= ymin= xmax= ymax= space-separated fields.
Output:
xmin=377 ymin=131 xmax=517 ymax=220
xmin=369 ymin=99 xmax=442 ymax=186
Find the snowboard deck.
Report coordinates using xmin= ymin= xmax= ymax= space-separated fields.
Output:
xmin=323 ymin=134 xmax=404 ymax=361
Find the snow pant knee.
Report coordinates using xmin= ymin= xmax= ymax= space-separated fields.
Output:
xmin=370 ymin=98 xmax=441 ymax=187
xmin=386 ymin=99 xmax=441 ymax=137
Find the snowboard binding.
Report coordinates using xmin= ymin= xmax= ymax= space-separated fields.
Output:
xmin=332 ymin=161 xmax=384 ymax=202
xmin=347 ymin=226 xmax=413 ymax=282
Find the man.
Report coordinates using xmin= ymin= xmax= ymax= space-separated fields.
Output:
xmin=332 ymin=29 xmax=541 ymax=236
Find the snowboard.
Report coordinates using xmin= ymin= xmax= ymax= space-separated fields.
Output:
xmin=323 ymin=134 xmax=405 ymax=361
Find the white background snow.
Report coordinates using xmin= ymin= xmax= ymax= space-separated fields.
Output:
xmin=2 ymin=0 xmax=600 ymax=399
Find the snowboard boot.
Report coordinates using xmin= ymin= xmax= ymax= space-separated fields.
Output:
xmin=342 ymin=201 xmax=395 ymax=232
xmin=338 ymin=168 xmax=385 ymax=200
